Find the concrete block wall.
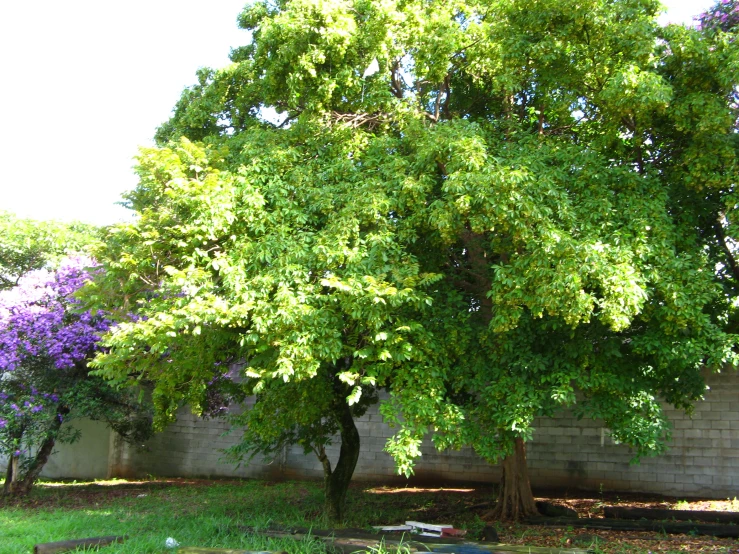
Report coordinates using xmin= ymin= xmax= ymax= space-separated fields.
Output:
xmin=0 ymin=418 xmax=112 ymax=480
xmin=3 ymin=370 xmax=738 ymax=499
xmin=278 ymin=410 xmax=495 ymax=484
xmin=42 ymin=418 xmax=112 ymax=479
xmin=111 ymin=397 xmax=281 ymax=481
xmin=114 ymin=368 xmax=739 ymax=498
xmin=522 ymin=370 xmax=739 ymax=498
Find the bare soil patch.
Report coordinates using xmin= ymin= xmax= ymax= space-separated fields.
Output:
xmin=0 ymin=477 xmax=242 ymax=509
xmin=362 ymin=484 xmax=739 ymax=552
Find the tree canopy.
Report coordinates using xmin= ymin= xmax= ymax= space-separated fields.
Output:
xmin=0 ymin=211 xmax=99 ymax=290
xmin=90 ymin=0 xmax=738 ymax=520
xmin=0 ymin=258 xmax=151 ymax=496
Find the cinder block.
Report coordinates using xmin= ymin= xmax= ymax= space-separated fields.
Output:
xmin=711 ymin=476 xmax=734 ymax=487
xmin=673 ymin=420 xmax=694 ymax=430
xmin=693 ymin=475 xmax=714 ymax=485
xmin=698 ymin=465 xmax=720 ymax=477
xmin=681 ymin=483 xmax=704 ymax=494
xmin=712 ymin=421 xmax=732 ymax=430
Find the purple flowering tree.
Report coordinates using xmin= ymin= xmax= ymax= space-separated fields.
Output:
xmin=0 ymin=257 xmax=151 ymax=496
xmin=698 ymin=0 xmax=739 ymax=34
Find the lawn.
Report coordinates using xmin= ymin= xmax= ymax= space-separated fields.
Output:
xmin=1 ymin=478 xmax=738 ymax=553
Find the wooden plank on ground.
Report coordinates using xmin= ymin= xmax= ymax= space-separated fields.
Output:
xmin=525 ymin=516 xmax=739 ymax=538
xmin=428 ymin=545 xmax=588 ymax=554
xmin=246 ymin=529 xmax=589 ymax=554
xmin=604 ymin=506 xmax=739 ymax=524
xmin=34 ymin=536 xmax=126 ymax=554
xmin=178 ymin=550 xmax=287 ymax=554
xmin=240 ymin=526 xmax=468 ymax=545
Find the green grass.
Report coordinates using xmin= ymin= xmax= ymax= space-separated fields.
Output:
xmin=3 ymin=479 xmax=735 ymax=554
xmin=0 ymin=479 xmax=482 ymax=554
xmin=0 ymin=479 xmax=336 ymax=554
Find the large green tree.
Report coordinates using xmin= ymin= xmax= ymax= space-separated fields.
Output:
xmin=90 ymin=0 xmax=737 ymax=521
xmin=381 ymin=0 xmax=739 ymax=519
xmin=88 ymin=135 xmax=441 ymax=521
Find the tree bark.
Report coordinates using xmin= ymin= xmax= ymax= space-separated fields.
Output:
xmin=323 ymin=399 xmax=361 ymax=523
xmin=715 ymin=216 xmax=739 ymax=285
xmin=5 ymin=434 xmax=56 ymax=497
xmin=16 ymin=438 xmax=55 ymax=495
xmin=3 ymin=456 xmax=16 ymax=495
xmin=3 ymin=426 xmax=24 ymax=495
xmin=490 ymin=437 xmax=539 ymax=521
xmin=3 ymin=409 xmax=67 ymax=497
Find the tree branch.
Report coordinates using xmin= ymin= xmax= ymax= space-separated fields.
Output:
xmin=330 ymin=111 xmax=389 ymax=130
xmin=390 ymin=60 xmax=405 ymax=99
xmin=441 ymin=74 xmax=452 ymax=120
xmin=715 ymin=215 xmax=739 ymax=284
xmin=314 ymin=444 xmax=332 ymax=476
xmin=427 ymin=76 xmax=452 ymax=122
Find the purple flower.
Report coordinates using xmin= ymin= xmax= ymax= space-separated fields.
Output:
xmin=0 ymin=257 xmax=114 ymax=459
xmin=698 ymin=0 xmax=739 ymax=33
xmin=0 ymin=257 xmax=111 ymax=374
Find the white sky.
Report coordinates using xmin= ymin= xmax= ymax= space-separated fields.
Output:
xmin=0 ymin=0 xmax=716 ymax=226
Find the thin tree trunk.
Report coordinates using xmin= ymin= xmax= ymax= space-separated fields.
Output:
xmin=3 ymin=427 xmax=23 ymax=495
xmin=3 ymin=456 xmax=15 ymax=495
xmin=9 ymin=434 xmax=56 ymax=496
xmin=323 ymin=400 xmax=361 ymax=523
xmin=3 ymin=410 xmax=66 ymax=497
xmin=490 ymin=438 xmax=539 ymax=521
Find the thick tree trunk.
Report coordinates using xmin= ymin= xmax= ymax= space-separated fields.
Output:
xmin=490 ymin=438 xmax=539 ymax=521
xmin=323 ymin=400 xmax=361 ymax=523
